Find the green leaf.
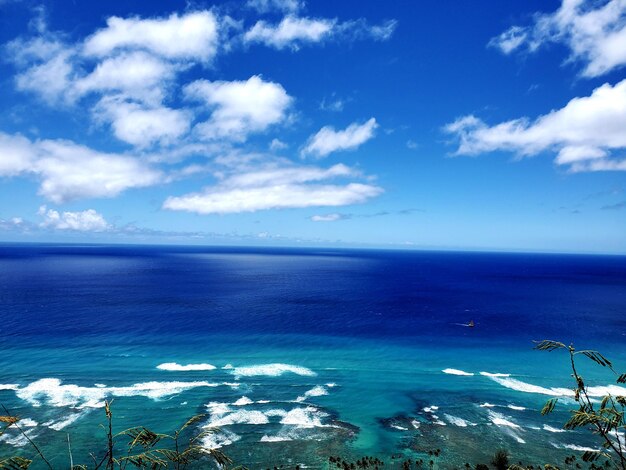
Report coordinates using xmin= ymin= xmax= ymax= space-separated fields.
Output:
xmin=0 ymin=457 xmax=32 ymax=470
xmin=118 ymin=427 xmax=164 ymax=450
xmin=533 ymin=340 xmax=566 ymax=352
xmin=117 ymin=452 xmax=167 ymax=469
xmin=600 ymin=395 xmax=610 ymax=410
xmin=581 ymin=451 xmax=601 ymax=462
xmin=579 ymin=350 xmax=613 ymax=370
xmin=179 ymin=414 xmax=206 ymax=432
xmin=541 ymin=398 xmax=558 ymax=415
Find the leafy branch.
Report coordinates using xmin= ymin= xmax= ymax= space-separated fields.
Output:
xmin=535 ymin=340 xmax=626 ymax=470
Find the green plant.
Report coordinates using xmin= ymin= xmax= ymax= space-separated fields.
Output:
xmin=535 ymin=340 xmax=626 ymax=470
xmin=490 ymin=449 xmax=509 ymax=470
xmin=0 ymin=401 xmax=231 ymax=470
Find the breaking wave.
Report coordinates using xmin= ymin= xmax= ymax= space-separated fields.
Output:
xmin=228 ymin=364 xmax=316 ymax=377
xmin=442 ymin=368 xmax=474 ymax=376
xmin=157 ymin=363 xmax=216 ymax=371
xmin=13 ymin=378 xmax=238 ymax=408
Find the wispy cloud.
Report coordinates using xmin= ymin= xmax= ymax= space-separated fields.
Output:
xmin=310 ymin=208 xmax=422 ymax=222
xmin=488 ymin=0 xmax=626 ymax=77
xmin=601 ymin=201 xmax=626 ymax=210
xmin=163 ymin=162 xmax=382 ymax=214
xmin=301 ymin=118 xmax=378 ymax=158
xmin=243 ymin=16 xmax=396 ymax=50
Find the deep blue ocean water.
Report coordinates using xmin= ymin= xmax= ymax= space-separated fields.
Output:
xmin=0 ymin=244 xmax=625 ymax=468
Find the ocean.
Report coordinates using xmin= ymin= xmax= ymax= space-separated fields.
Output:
xmin=0 ymin=244 xmax=625 ymax=469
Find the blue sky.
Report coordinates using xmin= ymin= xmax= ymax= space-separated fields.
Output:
xmin=0 ymin=0 xmax=625 ymax=253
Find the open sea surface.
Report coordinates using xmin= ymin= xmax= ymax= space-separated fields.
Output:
xmin=0 ymin=244 xmax=625 ymax=468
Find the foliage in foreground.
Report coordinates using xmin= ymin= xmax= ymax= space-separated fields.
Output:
xmin=535 ymin=340 xmax=626 ymax=470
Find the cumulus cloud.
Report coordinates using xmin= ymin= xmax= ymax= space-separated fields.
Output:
xmin=73 ymin=51 xmax=176 ymax=104
xmin=488 ymin=0 xmax=626 ymax=77
xmin=94 ymin=97 xmax=192 ymax=148
xmin=244 ymin=16 xmax=396 ymax=50
xmin=9 ymin=37 xmax=75 ymax=104
xmin=6 ymin=11 xmax=218 ymax=147
xmin=185 ymin=75 xmax=293 ymax=141
xmin=0 ymin=132 xmax=162 ymax=203
xmin=38 ymin=206 xmax=110 ymax=231
xmin=163 ymin=162 xmax=382 ymax=214
xmin=83 ymin=11 xmax=220 ymax=62
xmin=444 ymin=79 xmax=626 ymax=172
xmin=301 ymin=118 xmax=378 ymax=158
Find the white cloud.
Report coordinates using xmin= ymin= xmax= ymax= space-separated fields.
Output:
xmin=0 ymin=132 xmax=36 ymax=176
xmin=489 ymin=0 xmax=626 ymax=77
xmin=244 ymin=16 xmax=335 ymax=49
xmin=0 ymin=132 xmax=162 ymax=203
xmin=83 ymin=11 xmax=219 ymax=62
xmin=488 ymin=26 xmax=529 ymax=55
xmin=270 ymin=138 xmax=288 ymax=151
xmin=163 ymin=162 xmax=382 ymax=214
xmin=243 ymin=16 xmax=396 ymax=50
xmin=38 ymin=206 xmax=110 ymax=232
xmin=246 ymin=0 xmax=303 ymax=13
xmin=185 ymin=75 xmax=293 ymax=141
xmin=301 ymin=118 xmax=378 ymax=158
xmin=311 ymin=213 xmax=344 ymax=222
xmin=94 ymin=97 xmax=191 ymax=148
xmin=14 ymin=48 xmax=75 ymax=104
xmin=444 ymin=79 xmax=626 ymax=171
xmin=73 ymin=52 xmax=175 ymax=104
xmin=335 ymin=18 xmax=397 ymax=42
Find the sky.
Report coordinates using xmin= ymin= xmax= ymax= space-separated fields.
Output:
xmin=0 ymin=0 xmax=625 ymax=253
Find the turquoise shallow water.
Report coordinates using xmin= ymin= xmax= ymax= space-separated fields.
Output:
xmin=0 ymin=245 xmax=625 ymax=468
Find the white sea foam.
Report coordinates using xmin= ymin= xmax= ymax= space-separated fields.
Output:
xmin=201 ymin=429 xmax=241 ymax=449
xmin=487 ymin=410 xmax=521 ymax=429
xmin=442 ymin=368 xmax=474 ymax=376
xmin=482 ymin=373 xmax=626 ymax=398
xmin=0 ymin=431 xmax=33 ymax=448
xmin=233 ymin=396 xmax=254 ymax=406
xmin=18 ymin=418 xmax=38 ymax=427
xmin=551 ymin=442 xmax=598 ymax=452
xmin=0 ymin=384 xmax=19 ymax=391
xmin=46 ymin=413 xmax=84 ymax=431
xmin=206 ymin=402 xmax=232 ymax=415
xmin=14 ymin=378 xmax=234 ymax=408
xmin=444 ymin=414 xmax=475 ymax=427
xmin=479 ymin=403 xmax=496 ymax=408
xmin=0 ymin=419 xmax=38 ymax=447
xmin=479 ymin=372 xmax=511 ymax=378
xmin=229 ymin=363 xmax=316 ymax=377
xmin=507 ymin=404 xmax=526 ymax=411
xmin=423 ymin=406 xmax=439 ymax=413
xmin=280 ymin=407 xmax=327 ymax=428
xmin=543 ymin=425 xmax=566 ymax=433
xmin=157 ymin=362 xmax=216 ymax=371
xmin=411 ymin=420 xmax=421 ymax=429
xmin=326 ymin=383 xmax=337 ymax=388
xmin=209 ymin=410 xmax=270 ymax=426
xmin=390 ymin=424 xmax=409 ymax=431
xmin=257 ymin=399 xmax=270 ymax=404
xmin=261 ymin=435 xmax=292 ymax=442
xmin=296 ymin=386 xmax=329 ymax=402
